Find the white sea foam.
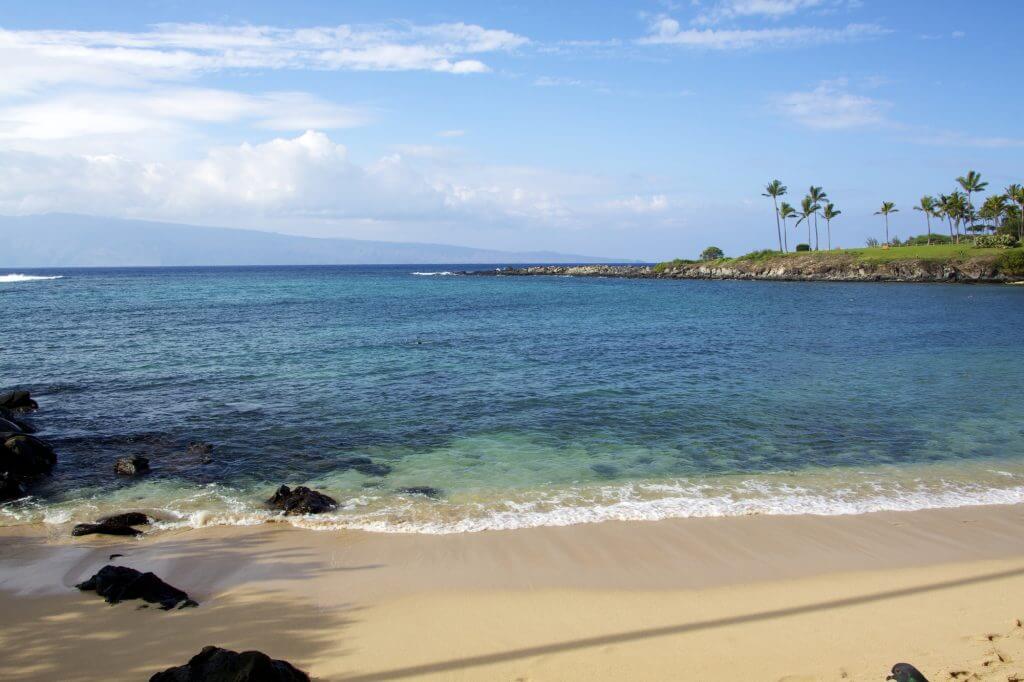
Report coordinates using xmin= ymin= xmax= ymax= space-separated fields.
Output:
xmin=411 ymin=271 xmax=456 ymax=276
xmin=0 ymin=273 xmax=63 ymax=283
xmin=15 ymin=475 xmax=1024 ymax=536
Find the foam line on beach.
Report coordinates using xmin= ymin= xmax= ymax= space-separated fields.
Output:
xmin=11 ymin=476 xmax=1024 ymax=536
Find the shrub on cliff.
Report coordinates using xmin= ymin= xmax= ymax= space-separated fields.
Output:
xmin=700 ymin=246 xmax=725 ymax=261
xmin=904 ymin=233 xmax=952 ymax=245
xmin=998 ymin=250 xmax=1024 ymax=276
xmin=795 ymin=243 xmax=811 ymax=252
xmin=652 ymin=258 xmax=694 ymax=273
xmin=738 ymin=249 xmax=781 ymax=261
xmin=974 ymin=234 xmax=1018 ymax=248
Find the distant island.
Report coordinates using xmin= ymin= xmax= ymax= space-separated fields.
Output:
xmin=0 ymin=214 xmax=620 ymax=267
xmin=473 ymin=243 xmax=1024 ymax=283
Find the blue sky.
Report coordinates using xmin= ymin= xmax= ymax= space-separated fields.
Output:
xmin=1 ymin=0 xmax=1021 ymax=259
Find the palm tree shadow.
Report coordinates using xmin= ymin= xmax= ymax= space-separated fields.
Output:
xmin=337 ymin=564 xmax=1024 ymax=681
xmin=0 ymin=528 xmax=377 ymax=681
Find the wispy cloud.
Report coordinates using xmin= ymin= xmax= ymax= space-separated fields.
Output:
xmin=908 ymin=130 xmax=1024 ymax=149
xmin=774 ymin=79 xmax=890 ymax=129
xmin=0 ymin=89 xmax=368 ymax=143
xmin=436 ymin=129 xmax=466 ymax=138
xmin=637 ymin=17 xmax=888 ymax=49
xmin=0 ymin=21 xmax=529 ymax=95
xmin=692 ymin=0 xmax=863 ymax=25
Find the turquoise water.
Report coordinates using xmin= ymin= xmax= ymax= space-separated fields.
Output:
xmin=3 ymin=266 xmax=1024 ymax=533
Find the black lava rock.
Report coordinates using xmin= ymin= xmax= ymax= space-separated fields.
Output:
xmin=0 ymin=390 xmax=38 ymax=412
xmin=0 ymin=407 xmax=35 ymax=433
xmin=114 ymin=455 xmax=150 ymax=476
xmin=149 ymin=645 xmax=310 ymax=682
xmin=76 ymin=565 xmax=197 ymax=610
xmin=267 ymin=485 xmax=338 ymax=515
xmin=397 ymin=486 xmax=443 ymax=499
xmin=72 ymin=512 xmax=151 ymax=537
xmin=0 ymin=432 xmax=57 ymax=502
xmin=0 ymin=416 xmax=33 ymax=434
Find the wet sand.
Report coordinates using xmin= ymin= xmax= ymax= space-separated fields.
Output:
xmin=4 ymin=505 xmax=1024 ymax=680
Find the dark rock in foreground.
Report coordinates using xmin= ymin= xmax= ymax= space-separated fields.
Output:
xmin=1 ymin=432 xmax=57 ymax=502
xmin=73 ymin=512 xmax=151 ymax=537
xmin=398 ymin=486 xmax=443 ymax=499
xmin=114 ymin=455 xmax=150 ymax=476
xmin=0 ymin=390 xmax=38 ymax=412
xmin=0 ymin=413 xmax=35 ymax=434
xmin=268 ymin=485 xmax=338 ymax=515
xmin=76 ymin=565 xmax=197 ymax=610
xmin=150 ymin=645 xmax=310 ymax=682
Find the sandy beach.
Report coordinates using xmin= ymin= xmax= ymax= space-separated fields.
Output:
xmin=3 ymin=505 xmax=1024 ymax=681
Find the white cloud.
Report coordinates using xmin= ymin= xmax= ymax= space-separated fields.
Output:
xmin=436 ymin=129 xmax=466 ymax=138
xmin=775 ymin=80 xmax=889 ymax=129
xmin=606 ymin=195 xmax=670 ymax=213
xmin=638 ymin=17 xmax=887 ymax=49
xmin=0 ymin=89 xmax=368 ymax=143
xmin=0 ymin=21 xmax=528 ymax=95
xmin=0 ymin=131 xmax=637 ymax=230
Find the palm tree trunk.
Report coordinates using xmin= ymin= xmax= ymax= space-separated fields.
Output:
xmin=926 ymin=214 xmax=931 ymax=245
xmin=782 ymin=218 xmax=788 ymax=251
xmin=826 ymin=218 xmax=832 ymax=250
xmin=772 ymin=198 xmax=783 ymax=252
xmin=807 ymin=220 xmax=812 ymax=247
xmin=814 ymin=214 xmax=819 ymax=251
xmin=885 ymin=215 xmax=890 ymax=245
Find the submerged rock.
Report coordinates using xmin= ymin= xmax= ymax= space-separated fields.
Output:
xmin=76 ymin=565 xmax=197 ymax=610
xmin=114 ymin=455 xmax=150 ymax=476
xmin=186 ymin=441 xmax=214 ymax=455
xmin=397 ymin=486 xmax=443 ymax=499
xmin=0 ymin=390 xmax=38 ymax=412
xmin=73 ymin=512 xmax=151 ymax=537
xmin=150 ymin=645 xmax=310 ymax=682
xmin=337 ymin=455 xmax=393 ymax=477
xmin=267 ymin=485 xmax=338 ymax=515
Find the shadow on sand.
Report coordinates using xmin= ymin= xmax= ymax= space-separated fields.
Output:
xmin=0 ymin=529 xmax=374 ymax=682
xmin=338 ymin=564 xmax=1024 ymax=681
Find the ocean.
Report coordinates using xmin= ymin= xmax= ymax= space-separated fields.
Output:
xmin=3 ymin=265 xmax=1024 ymax=533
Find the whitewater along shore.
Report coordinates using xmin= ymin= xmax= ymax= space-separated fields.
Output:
xmin=5 ymin=504 xmax=1024 ymax=681
xmin=468 ymin=250 xmax=1024 ymax=283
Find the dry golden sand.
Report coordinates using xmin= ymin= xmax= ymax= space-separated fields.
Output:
xmin=4 ymin=506 xmax=1024 ymax=681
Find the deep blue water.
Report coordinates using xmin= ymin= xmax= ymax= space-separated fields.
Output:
xmin=3 ymin=265 xmax=1024 ymax=532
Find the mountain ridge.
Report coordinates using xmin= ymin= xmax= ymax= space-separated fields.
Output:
xmin=0 ymin=213 xmax=622 ymax=267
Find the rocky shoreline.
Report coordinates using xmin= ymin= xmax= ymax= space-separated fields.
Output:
xmin=466 ymin=253 xmax=1024 ymax=283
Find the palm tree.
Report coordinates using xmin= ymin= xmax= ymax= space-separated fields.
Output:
xmin=778 ymin=202 xmax=796 ymax=252
xmin=822 ymin=203 xmax=840 ymax=250
xmin=980 ymin=194 xmax=1008 ymax=233
xmin=808 ymin=186 xmax=827 ymax=250
xmin=948 ymin=192 xmax=968 ymax=242
xmin=913 ymin=195 xmax=937 ymax=245
xmin=796 ymin=196 xmax=816 ymax=248
xmin=956 ymin=170 xmax=988 ymax=233
xmin=1008 ymin=184 xmax=1024 ymax=242
xmin=762 ymin=180 xmax=787 ymax=252
xmin=936 ymin=194 xmax=955 ymax=242
xmin=874 ymin=201 xmax=898 ymax=245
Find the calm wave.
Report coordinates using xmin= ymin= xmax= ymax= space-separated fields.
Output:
xmin=3 ymin=265 xmax=1024 ymax=533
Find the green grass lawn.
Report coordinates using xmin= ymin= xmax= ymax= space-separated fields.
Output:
xmin=836 ymin=243 xmax=1022 ymax=262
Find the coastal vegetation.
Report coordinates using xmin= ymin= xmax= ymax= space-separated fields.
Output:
xmin=757 ymin=170 xmax=1022 ymax=256
xmin=648 ymin=170 xmax=1023 ymax=280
